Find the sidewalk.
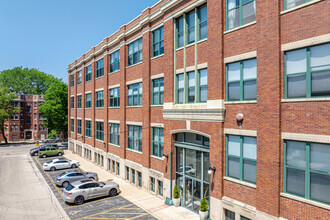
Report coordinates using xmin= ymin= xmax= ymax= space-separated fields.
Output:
xmin=64 ymin=150 xmax=199 ymax=220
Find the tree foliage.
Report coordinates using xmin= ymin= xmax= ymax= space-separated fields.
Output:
xmin=173 ymin=184 xmax=180 ymax=198
xmin=39 ymin=81 xmax=68 ymax=138
xmin=0 ymin=87 xmax=21 ymax=144
xmin=200 ymin=198 xmax=208 ymax=212
xmin=0 ymin=67 xmax=57 ymax=95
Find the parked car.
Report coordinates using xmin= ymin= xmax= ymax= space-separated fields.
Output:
xmin=43 ymin=159 xmax=80 ymax=171
xmin=63 ymin=179 xmax=120 ymax=205
xmin=55 ymin=170 xmax=98 ymax=188
xmin=38 ymin=145 xmax=64 ymax=158
xmin=43 ymin=137 xmax=61 ymax=143
xmin=30 ymin=147 xmax=40 ymax=156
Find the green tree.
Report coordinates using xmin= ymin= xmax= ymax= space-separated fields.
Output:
xmin=0 ymin=67 xmax=56 ymax=94
xmin=39 ymin=81 xmax=68 ymax=138
xmin=0 ymin=87 xmax=21 ymax=144
xmin=48 ymin=130 xmax=58 ymax=138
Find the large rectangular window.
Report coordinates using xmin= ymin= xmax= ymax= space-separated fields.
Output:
xmin=77 ymin=70 xmax=82 ymax=85
xmin=70 ymin=119 xmax=74 ymax=132
xmin=226 ymin=0 xmax=256 ymax=30
xmin=77 ymin=119 xmax=82 ymax=134
xmin=70 ymin=74 xmax=74 ymax=87
xmin=96 ymin=59 xmax=104 ymax=78
xmin=127 ymin=38 xmax=142 ymax=66
xmin=285 ymin=0 xmax=311 ymax=10
xmin=152 ymin=78 xmax=164 ymax=105
xmin=152 ymin=26 xmax=164 ymax=57
xmin=110 ymin=50 xmax=120 ymax=73
xmin=85 ymin=93 xmax=91 ymax=108
xmin=284 ymin=141 xmax=330 ymax=205
xmin=96 ymin=91 xmax=104 ymax=108
xmin=226 ymin=135 xmax=257 ymax=184
xmin=109 ymin=123 xmax=120 ymax=146
xmin=176 ymin=4 xmax=207 ymax=48
xmin=127 ymin=125 xmax=142 ymax=152
xmin=85 ymin=65 xmax=92 ymax=82
xmin=127 ymin=83 xmax=142 ymax=106
xmin=77 ymin=95 xmax=82 ymax=109
xmin=151 ymin=177 xmax=155 ymax=192
xmin=227 ymin=59 xmax=257 ymax=101
xmin=158 ymin=180 xmax=163 ymax=196
xmin=85 ymin=121 xmax=91 ymax=137
xmin=70 ymin=97 xmax=74 ymax=109
xmin=285 ymin=43 xmax=330 ymax=98
xmin=176 ymin=69 xmax=207 ymax=104
xmin=109 ymin=88 xmax=120 ymax=107
xmin=152 ymin=127 xmax=164 ymax=158
xmin=96 ymin=121 xmax=104 ymax=141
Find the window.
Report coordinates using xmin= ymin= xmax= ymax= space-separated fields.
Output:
xmin=227 ymin=59 xmax=257 ymax=101
xmin=112 ymin=160 xmax=115 ymax=172
xmin=34 ymin=113 xmax=37 ymax=120
xmin=109 ymin=88 xmax=120 ymax=107
xmin=127 ymin=83 xmax=142 ymax=106
xmin=127 ymin=38 xmax=142 ymax=66
xmin=14 ymin=102 xmax=19 ymax=108
xmin=284 ymin=141 xmax=330 ymax=205
xmin=158 ymin=180 xmax=163 ymax=196
xmin=226 ymin=135 xmax=257 ymax=184
xmin=138 ymin=171 xmax=142 ymax=187
xmin=96 ymin=59 xmax=104 ymax=78
xmin=11 ymin=113 xmax=19 ymax=120
xmin=85 ymin=93 xmax=91 ymax=108
xmin=27 ymin=106 xmax=31 ymax=113
xmin=26 ymin=116 xmax=31 ymax=124
xmin=126 ymin=166 xmax=129 ymax=180
xmin=110 ymin=50 xmax=120 ymax=73
xmin=39 ymin=113 xmax=43 ymax=120
xmin=127 ymin=125 xmax=142 ymax=152
xmin=71 ymin=97 xmax=74 ymax=109
xmin=152 ymin=127 xmax=164 ymax=157
xmin=77 ymin=70 xmax=82 ymax=85
xmin=109 ymin=123 xmax=120 ymax=146
xmin=96 ymin=91 xmax=104 ymax=108
xmin=77 ymin=95 xmax=82 ymax=109
xmin=96 ymin=122 xmax=104 ymax=141
xmin=86 ymin=121 xmax=91 ymax=137
xmin=152 ymin=27 xmax=164 ymax=57
xmin=151 ymin=177 xmax=155 ymax=192
xmin=226 ymin=0 xmax=256 ymax=30
xmin=12 ymin=135 xmax=17 ymax=141
xmin=285 ymin=0 xmax=311 ymax=10
xmin=152 ymin=78 xmax=164 ymax=105
xmin=70 ymin=74 xmax=74 ymax=87
xmin=70 ymin=119 xmax=74 ymax=132
xmin=77 ymin=119 xmax=82 ymax=134
xmin=132 ymin=169 xmax=135 ymax=184
xmin=225 ymin=209 xmax=235 ymax=220
xmin=34 ymin=124 xmax=37 ymax=130
xmin=176 ymin=5 xmax=207 ymax=48
xmin=285 ymin=43 xmax=330 ymax=98
xmin=85 ymin=65 xmax=92 ymax=82
xmin=117 ymin=162 xmax=120 ymax=175
xmin=176 ymin=69 xmax=208 ymax=104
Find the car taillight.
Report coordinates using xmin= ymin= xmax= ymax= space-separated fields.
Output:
xmin=39 ymin=152 xmax=41 ymax=154
xmin=66 ymin=192 xmax=72 ymax=195
xmin=57 ymin=179 xmax=61 ymax=181
xmin=44 ymin=165 xmax=48 ymax=166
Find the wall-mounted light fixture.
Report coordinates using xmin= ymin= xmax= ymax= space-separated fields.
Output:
xmin=162 ymin=154 xmax=168 ymax=160
xmin=208 ymin=166 xmax=216 ymax=175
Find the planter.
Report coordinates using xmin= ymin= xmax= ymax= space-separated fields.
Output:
xmin=199 ymin=210 xmax=208 ymax=220
xmin=173 ymin=197 xmax=180 ymax=207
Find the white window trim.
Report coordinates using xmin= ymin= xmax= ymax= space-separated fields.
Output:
xmin=126 ymin=121 xmax=142 ymax=126
xmin=151 ymin=73 xmax=164 ymax=80
xmin=126 ymin=78 xmax=143 ymax=85
xmin=95 ymin=88 xmax=104 ymax=92
xmin=224 ymin=128 xmax=257 ymax=137
xmin=281 ymin=33 xmax=330 ymax=51
xmin=109 ymin=84 xmax=120 ymax=89
xmin=224 ymin=51 xmax=257 ymax=64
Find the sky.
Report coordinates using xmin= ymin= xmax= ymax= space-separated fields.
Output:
xmin=0 ymin=0 xmax=159 ymax=83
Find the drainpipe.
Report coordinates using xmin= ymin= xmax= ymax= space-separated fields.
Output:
xmin=165 ymin=151 xmax=173 ymax=205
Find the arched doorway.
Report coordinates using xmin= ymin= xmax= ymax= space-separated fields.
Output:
xmin=174 ymin=132 xmax=210 ymax=213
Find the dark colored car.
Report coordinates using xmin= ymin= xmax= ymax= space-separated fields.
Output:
xmin=43 ymin=137 xmax=61 ymax=143
xmin=30 ymin=147 xmax=40 ymax=156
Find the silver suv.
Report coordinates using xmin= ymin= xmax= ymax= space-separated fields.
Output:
xmin=63 ymin=180 xmax=120 ymax=205
xmin=55 ymin=170 xmax=98 ymax=188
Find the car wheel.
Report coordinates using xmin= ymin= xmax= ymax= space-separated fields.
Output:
xmin=42 ymin=154 xmax=47 ymax=158
xmin=50 ymin=167 xmax=56 ymax=171
xmin=108 ymin=188 xmax=117 ymax=197
xmin=89 ymin=177 xmax=94 ymax=180
xmin=34 ymin=152 xmax=38 ymax=156
xmin=57 ymin=152 xmax=62 ymax=156
xmin=71 ymin=164 xmax=77 ymax=168
xmin=74 ymin=196 xmax=84 ymax=205
xmin=62 ymin=181 xmax=69 ymax=188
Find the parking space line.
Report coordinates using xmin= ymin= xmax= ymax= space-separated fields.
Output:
xmin=75 ymin=204 xmax=134 ymax=220
xmin=64 ymin=195 xmax=120 ymax=210
xmin=128 ymin=213 xmax=149 ymax=220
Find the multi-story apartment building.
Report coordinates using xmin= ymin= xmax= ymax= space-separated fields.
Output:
xmin=0 ymin=94 xmax=47 ymax=143
xmin=67 ymin=0 xmax=330 ymax=219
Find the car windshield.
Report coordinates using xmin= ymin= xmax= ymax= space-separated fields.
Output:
xmin=66 ymin=185 xmax=74 ymax=191
xmin=46 ymin=161 xmax=53 ymax=164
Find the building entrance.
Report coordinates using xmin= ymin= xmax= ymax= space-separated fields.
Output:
xmin=174 ymin=132 xmax=210 ymax=213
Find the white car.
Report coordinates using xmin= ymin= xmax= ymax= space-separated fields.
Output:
xmin=43 ymin=159 xmax=80 ymax=171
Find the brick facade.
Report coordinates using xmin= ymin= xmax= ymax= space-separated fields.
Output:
xmin=67 ymin=0 xmax=330 ymax=219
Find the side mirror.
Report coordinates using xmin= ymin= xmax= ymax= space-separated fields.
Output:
xmin=100 ymin=185 xmax=103 ymax=188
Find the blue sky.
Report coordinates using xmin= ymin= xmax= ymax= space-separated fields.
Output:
xmin=0 ymin=0 xmax=159 ymax=83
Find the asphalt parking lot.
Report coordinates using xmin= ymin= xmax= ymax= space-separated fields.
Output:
xmin=32 ymin=155 xmax=157 ymax=220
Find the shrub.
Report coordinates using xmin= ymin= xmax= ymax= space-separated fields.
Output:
xmin=173 ymin=184 xmax=180 ymax=199
xmin=200 ymin=198 xmax=208 ymax=212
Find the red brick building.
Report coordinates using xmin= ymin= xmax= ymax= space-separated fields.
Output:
xmin=67 ymin=0 xmax=330 ymax=219
xmin=0 ymin=94 xmax=48 ymax=143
